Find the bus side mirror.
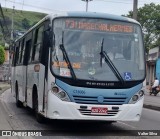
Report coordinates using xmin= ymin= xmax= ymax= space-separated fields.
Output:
xmin=50 ymin=31 xmax=55 ymax=47
xmin=44 ymin=29 xmax=54 ymax=48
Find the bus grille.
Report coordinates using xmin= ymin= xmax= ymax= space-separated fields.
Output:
xmin=73 ymin=96 xmax=127 ymax=105
xmin=79 ymin=109 xmax=119 ymax=116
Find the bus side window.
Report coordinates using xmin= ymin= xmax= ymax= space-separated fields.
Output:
xmin=15 ymin=46 xmax=19 ymax=66
xmin=18 ymin=41 xmax=22 ymax=64
xmin=23 ymin=32 xmax=32 ymax=65
xmin=18 ymin=40 xmax=23 ymax=64
xmin=16 ymin=42 xmax=20 ymax=65
xmin=28 ymin=31 xmax=34 ymax=63
xmin=32 ymin=25 xmax=44 ymax=62
xmin=24 ymin=39 xmax=32 ymax=64
xmin=12 ymin=44 xmax=16 ymax=66
xmin=21 ymin=39 xmax=25 ymax=64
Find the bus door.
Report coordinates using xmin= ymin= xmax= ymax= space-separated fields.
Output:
xmin=11 ymin=43 xmax=19 ymax=96
xmin=26 ymin=24 xmax=45 ymax=109
xmin=41 ymin=21 xmax=50 ymax=111
xmin=15 ymin=39 xmax=24 ymax=102
xmin=23 ymin=32 xmax=32 ymax=104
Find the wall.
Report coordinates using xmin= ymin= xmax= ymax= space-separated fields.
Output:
xmin=0 ymin=48 xmax=10 ymax=81
xmin=146 ymin=46 xmax=159 ymax=86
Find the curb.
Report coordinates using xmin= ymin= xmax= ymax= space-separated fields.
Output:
xmin=0 ymin=82 xmax=11 ymax=95
xmin=0 ymin=87 xmax=11 ymax=95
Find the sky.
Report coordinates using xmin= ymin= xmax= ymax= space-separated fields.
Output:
xmin=0 ymin=0 xmax=160 ymax=16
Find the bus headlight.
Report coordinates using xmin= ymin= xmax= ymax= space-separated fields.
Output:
xmin=52 ymin=86 xmax=59 ymax=93
xmin=58 ymin=91 xmax=66 ymax=98
xmin=138 ymin=90 xmax=144 ymax=97
xmin=51 ymin=84 xmax=70 ymax=102
xmin=58 ymin=91 xmax=70 ymax=101
xmin=129 ymin=90 xmax=144 ymax=104
xmin=132 ymin=95 xmax=139 ymax=101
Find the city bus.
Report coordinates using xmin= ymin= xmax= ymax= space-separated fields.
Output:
xmin=11 ymin=12 xmax=146 ymax=123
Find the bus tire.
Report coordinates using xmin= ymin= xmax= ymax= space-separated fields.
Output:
xmin=106 ymin=121 xmax=116 ymax=124
xmin=33 ymin=89 xmax=45 ymax=123
xmin=15 ymin=83 xmax=23 ymax=108
xmin=99 ymin=121 xmax=116 ymax=125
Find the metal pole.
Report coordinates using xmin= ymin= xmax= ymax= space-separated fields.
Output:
xmin=82 ymin=0 xmax=93 ymax=12
xmin=133 ymin=0 xmax=138 ymax=20
xmin=22 ymin=0 xmax=24 ymax=12
xmin=9 ymin=6 xmax=15 ymax=83
xmin=86 ymin=0 xmax=88 ymax=12
xmin=11 ymin=6 xmax=15 ymax=40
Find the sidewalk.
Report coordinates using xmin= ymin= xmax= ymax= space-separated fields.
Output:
xmin=0 ymin=82 xmax=10 ymax=95
xmin=0 ymin=82 xmax=13 ymax=131
xmin=0 ymin=83 xmax=20 ymax=138
xmin=143 ymin=86 xmax=160 ymax=111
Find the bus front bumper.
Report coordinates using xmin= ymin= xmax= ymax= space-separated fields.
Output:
xmin=46 ymin=91 xmax=144 ymax=121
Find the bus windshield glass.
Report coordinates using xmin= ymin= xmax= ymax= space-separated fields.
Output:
xmin=51 ymin=18 xmax=145 ymax=82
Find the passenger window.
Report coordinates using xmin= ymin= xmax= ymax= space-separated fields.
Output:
xmin=16 ymin=47 xmax=19 ymax=65
xmin=25 ymin=39 xmax=32 ymax=64
xmin=16 ymin=43 xmax=20 ymax=65
xmin=18 ymin=41 xmax=23 ymax=64
xmin=20 ymin=39 xmax=25 ymax=64
xmin=15 ymin=47 xmax=19 ymax=65
xmin=32 ymin=25 xmax=44 ymax=62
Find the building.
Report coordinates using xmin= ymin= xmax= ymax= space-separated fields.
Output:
xmin=146 ymin=46 xmax=159 ymax=86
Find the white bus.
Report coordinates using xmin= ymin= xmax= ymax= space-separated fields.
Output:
xmin=11 ymin=12 xmax=146 ymax=123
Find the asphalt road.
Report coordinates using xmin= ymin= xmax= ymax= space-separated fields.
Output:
xmin=144 ymin=93 xmax=160 ymax=106
xmin=0 ymin=89 xmax=160 ymax=139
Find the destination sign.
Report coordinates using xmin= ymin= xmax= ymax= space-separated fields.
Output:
xmin=65 ymin=19 xmax=133 ymax=33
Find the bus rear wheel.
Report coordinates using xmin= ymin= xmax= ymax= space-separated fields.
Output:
xmin=33 ymin=91 xmax=45 ymax=123
xmin=15 ymin=83 xmax=23 ymax=108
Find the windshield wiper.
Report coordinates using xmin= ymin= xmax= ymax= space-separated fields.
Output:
xmin=100 ymin=38 xmax=104 ymax=67
xmin=59 ymin=32 xmax=76 ymax=80
xmin=99 ymin=38 xmax=125 ymax=85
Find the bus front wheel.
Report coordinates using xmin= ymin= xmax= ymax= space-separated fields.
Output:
xmin=33 ymin=91 xmax=45 ymax=123
xmin=15 ymin=83 xmax=23 ymax=108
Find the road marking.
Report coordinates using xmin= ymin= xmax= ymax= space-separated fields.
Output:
xmin=117 ymin=121 xmax=136 ymax=129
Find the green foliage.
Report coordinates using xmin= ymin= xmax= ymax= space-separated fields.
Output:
xmin=0 ymin=45 xmax=5 ymax=65
xmin=125 ymin=3 xmax=160 ymax=53
xmin=0 ymin=7 xmax=46 ymax=44
xmin=2 ymin=8 xmax=46 ymax=30
xmin=21 ymin=18 xmax=30 ymax=29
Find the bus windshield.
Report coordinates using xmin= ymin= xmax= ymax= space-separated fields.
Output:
xmin=51 ymin=18 xmax=145 ymax=82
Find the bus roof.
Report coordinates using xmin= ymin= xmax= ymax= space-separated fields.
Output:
xmin=48 ymin=11 xmax=139 ymax=24
xmin=15 ymin=11 xmax=139 ymax=41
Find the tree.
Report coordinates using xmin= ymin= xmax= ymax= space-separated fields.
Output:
xmin=125 ymin=3 xmax=160 ymax=53
xmin=0 ymin=45 xmax=5 ymax=65
xmin=21 ymin=18 xmax=30 ymax=30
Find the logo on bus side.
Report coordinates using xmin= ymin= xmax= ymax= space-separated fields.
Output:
xmin=73 ymin=90 xmax=86 ymax=95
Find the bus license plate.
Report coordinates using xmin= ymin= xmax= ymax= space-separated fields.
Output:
xmin=91 ymin=107 xmax=108 ymax=114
